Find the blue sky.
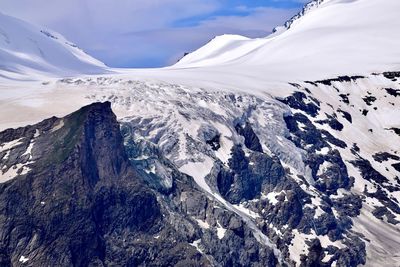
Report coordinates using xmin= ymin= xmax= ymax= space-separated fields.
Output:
xmin=0 ymin=0 xmax=307 ymax=68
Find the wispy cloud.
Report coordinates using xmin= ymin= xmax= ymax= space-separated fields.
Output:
xmin=0 ymin=0 xmax=303 ymax=67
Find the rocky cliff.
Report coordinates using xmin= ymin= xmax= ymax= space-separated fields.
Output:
xmin=0 ymin=102 xmax=278 ymax=266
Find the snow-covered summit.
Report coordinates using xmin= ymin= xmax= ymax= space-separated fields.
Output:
xmin=0 ymin=12 xmax=108 ymax=81
xmin=273 ymin=0 xmax=327 ymax=34
xmin=174 ymin=0 xmax=400 ymax=82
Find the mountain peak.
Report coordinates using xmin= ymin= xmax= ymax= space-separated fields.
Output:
xmin=174 ymin=0 xmax=400 ymax=82
xmin=273 ymin=0 xmax=327 ymax=34
xmin=0 ymin=12 xmax=108 ymax=81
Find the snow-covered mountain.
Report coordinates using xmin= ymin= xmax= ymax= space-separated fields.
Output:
xmin=175 ymin=0 xmax=400 ymax=82
xmin=0 ymin=0 xmax=400 ymax=266
xmin=0 ymin=12 xmax=108 ymax=81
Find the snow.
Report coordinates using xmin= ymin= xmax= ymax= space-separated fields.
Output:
xmin=50 ymin=120 xmax=64 ymax=132
xmin=213 ymin=123 xmax=234 ymax=165
xmin=195 ymin=219 xmax=210 ymax=230
xmin=179 ymin=157 xmax=214 ymax=194
xmin=22 ymin=140 xmax=34 ymax=159
xmin=33 ymin=129 xmax=40 ymax=138
xmin=318 ymin=234 xmax=343 ymax=249
xmin=19 ymin=255 xmax=29 ymax=263
xmin=322 ymin=252 xmax=333 ymax=263
xmin=304 ymin=196 xmax=325 ymax=219
xmin=144 ymin=164 xmax=156 ymax=175
xmin=289 ymin=229 xmax=312 ymax=266
xmin=0 ymin=138 xmax=24 ymax=152
xmin=0 ymin=12 xmax=107 ymax=81
xmin=263 ymin=191 xmax=285 ymax=205
xmin=0 ymin=163 xmax=31 ymax=183
xmin=269 ymin=223 xmax=284 ymax=237
xmin=316 ymin=147 xmax=329 ymax=155
xmin=190 ymin=239 xmax=203 ymax=254
xmin=289 ymin=228 xmax=343 ymax=266
xmin=297 ymin=121 xmax=307 ymax=131
xmin=216 ymin=222 xmax=227 ymax=239
xmin=0 ymin=135 xmax=36 ymax=183
xmin=174 ymin=0 xmax=400 ymax=83
xmin=232 ymin=203 xmax=260 ymax=219
xmin=1 ymin=0 xmax=398 ymax=95
xmin=316 ymin=161 xmax=332 ymax=176
xmin=352 ymin=206 xmax=400 ymax=266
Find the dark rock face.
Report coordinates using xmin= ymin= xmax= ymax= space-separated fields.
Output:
xmin=316 ymin=113 xmax=344 ymax=131
xmin=310 ymin=75 xmax=364 ymax=86
xmin=351 ymin=158 xmax=388 ymax=184
xmin=199 ymin=124 xmax=221 ymax=151
xmin=215 ymin=145 xmax=285 ymax=204
xmin=276 ymin=89 xmax=369 ymax=266
xmin=373 ymin=152 xmax=400 ymax=163
xmin=235 ymin=122 xmax=263 ymax=153
xmin=278 ymin=91 xmax=320 ymax=117
xmin=337 ymin=109 xmax=352 ymax=123
xmin=0 ymin=102 xmax=166 ymax=266
xmin=392 ymin=163 xmax=400 ymax=172
xmin=338 ymin=94 xmax=350 ymax=104
xmin=307 ymin=150 xmax=352 ymax=194
xmin=388 ymin=127 xmax=400 ymax=136
xmin=283 ymin=113 xmax=346 ymax=151
xmin=300 ymin=239 xmax=327 ymax=267
xmin=385 ymin=88 xmax=400 ymax=97
xmin=362 ymin=95 xmax=377 ymax=106
xmin=383 ymin=71 xmax=400 ymax=80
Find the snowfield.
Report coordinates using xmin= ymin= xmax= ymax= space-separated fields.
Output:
xmin=175 ymin=0 xmax=400 ymax=82
xmin=0 ymin=12 xmax=107 ymax=81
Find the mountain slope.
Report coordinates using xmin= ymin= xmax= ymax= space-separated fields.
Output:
xmin=174 ymin=0 xmax=400 ymax=81
xmin=0 ymin=12 xmax=107 ymax=81
xmin=0 ymin=102 xmax=281 ymax=266
xmin=56 ymin=71 xmax=400 ymax=266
